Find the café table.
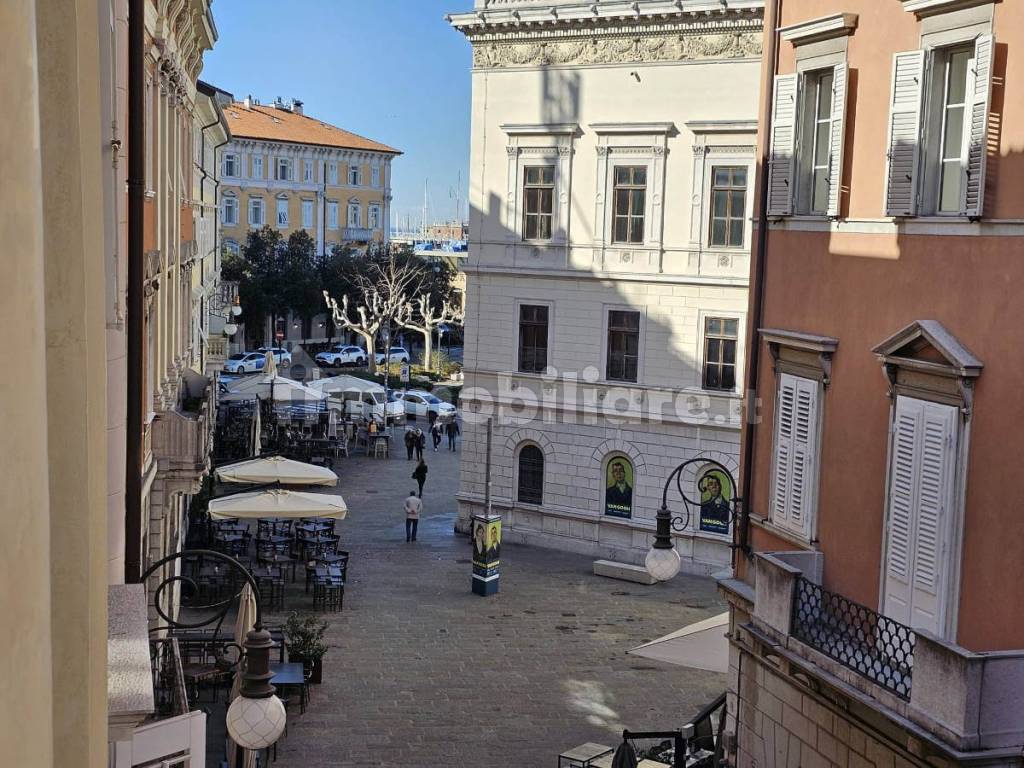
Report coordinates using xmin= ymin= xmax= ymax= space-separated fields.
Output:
xmin=270 ymin=662 xmax=308 ymax=713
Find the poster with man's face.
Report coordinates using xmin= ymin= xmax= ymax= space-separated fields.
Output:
xmin=698 ymin=468 xmax=733 ymax=535
xmin=604 ymin=458 xmax=634 ymax=518
xmin=472 ymin=518 xmax=500 ymax=571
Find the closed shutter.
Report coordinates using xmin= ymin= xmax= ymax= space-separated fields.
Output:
xmin=884 ymin=50 xmax=926 ymax=217
xmin=883 ymin=396 xmax=958 ymax=634
xmin=771 ymin=373 xmax=819 ymax=538
xmin=826 ymin=63 xmax=849 ymax=218
xmin=767 ymin=74 xmax=799 ymax=217
xmin=964 ymin=34 xmax=994 ymax=218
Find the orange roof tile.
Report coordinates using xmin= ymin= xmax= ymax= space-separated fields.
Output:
xmin=224 ymin=102 xmax=401 ymax=154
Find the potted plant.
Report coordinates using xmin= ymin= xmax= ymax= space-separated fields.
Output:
xmin=284 ymin=613 xmax=329 ymax=684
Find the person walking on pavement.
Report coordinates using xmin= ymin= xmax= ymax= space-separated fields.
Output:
xmin=431 ymin=422 xmax=443 ymax=452
xmin=413 ymin=427 xmax=426 ymax=460
xmin=445 ymin=420 xmax=460 ymax=451
xmin=404 ymin=429 xmax=415 ymax=460
xmin=427 ymin=409 xmax=438 ymax=431
xmin=412 ymin=458 xmax=428 ymax=497
xmin=404 ymin=489 xmax=422 ymax=542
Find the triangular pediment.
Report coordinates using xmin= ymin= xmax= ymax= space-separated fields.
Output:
xmin=872 ymin=320 xmax=982 ymax=378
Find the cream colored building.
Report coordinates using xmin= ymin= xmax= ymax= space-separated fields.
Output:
xmin=218 ymin=97 xmax=400 ymax=259
xmin=449 ymin=0 xmax=763 ymax=572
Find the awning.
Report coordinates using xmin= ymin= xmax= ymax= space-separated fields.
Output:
xmin=208 ymin=488 xmax=348 ymax=520
xmin=627 ymin=612 xmax=729 ymax=673
xmin=215 ymin=456 xmax=338 ymax=487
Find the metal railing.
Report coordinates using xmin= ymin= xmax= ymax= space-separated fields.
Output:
xmin=150 ymin=637 xmax=190 ymax=718
xmin=791 ymin=576 xmax=915 ymax=700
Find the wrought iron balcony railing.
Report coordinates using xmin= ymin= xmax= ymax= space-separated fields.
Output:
xmin=150 ymin=637 xmax=190 ymax=719
xmin=791 ymin=576 xmax=915 ymax=700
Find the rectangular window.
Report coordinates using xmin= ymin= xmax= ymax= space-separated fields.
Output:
xmin=248 ymin=198 xmax=264 ymax=227
xmin=709 ymin=167 xmax=747 ymax=247
xmin=302 ymin=199 xmax=313 ymax=229
xmin=303 ymin=160 xmax=314 ymax=183
xmin=276 ymin=198 xmax=289 ymax=227
xmin=612 ymin=166 xmax=646 ymax=244
xmin=797 ymin=69 xmax=835 ymax=215
xmin=371 ymin=166 xmax=381 ymax=188
xmin=251 ymin=155 xmax=263 ymax=180
xmin=327 ymin=201 xmax=339 ymax=229
xmin=522 ymin=166 xmax=554 ymax=241
xmin=368 ymin=204 xmax=381 ymax=230
xmin=703 ymin=317 xmax=739 ymax=391
xmin=936 ymin=47 xmax=971 ymax=214
xmin=771 ymin=372 xmax=820 ymax=539
xmin=221 ymin=196 xmax=238 ymax=226
xmin=518 ymin=305 xmax=549 ymax=373
xmin=348 ymin=166 xmax=360 ymax=186
xmin=223 ymin=153 xmax=238 ymax=178
xmin=606 ymin=310 xmax=640 ymax=382
xmin=328 ymin=163 xmax=338 ymax=185
xmin=276 ymin=158 xmax=291 ymax=181
xmin=347 ymin=203 xmax=361 ymax=228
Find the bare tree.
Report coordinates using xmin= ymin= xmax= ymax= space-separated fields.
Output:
xmin=396 ymin=293 xmax=465 ymax=371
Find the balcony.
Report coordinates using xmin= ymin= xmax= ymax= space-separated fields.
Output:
xmin=734 ymin=552 xmax=1024 ymax=754
xmin=151 ymin=370 xmax=214 ymax=494
xmin=341 ymin=227 xmax=375 ymax=242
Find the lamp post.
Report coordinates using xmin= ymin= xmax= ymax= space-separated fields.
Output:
xmin=644 ymin=458 xmax=742 ymax=582
xmin=226 ymin=625 xmax=287 ymax=761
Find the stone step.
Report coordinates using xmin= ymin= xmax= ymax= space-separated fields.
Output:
xmin=593 ymin=559 xmax=656 ymax=585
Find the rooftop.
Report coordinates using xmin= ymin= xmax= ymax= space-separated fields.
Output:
xmin=224 ymin=101 xmax=401 ymax=155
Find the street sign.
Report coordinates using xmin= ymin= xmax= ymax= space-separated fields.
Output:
xmin=400 ymin=364 xmax=410 ymax=383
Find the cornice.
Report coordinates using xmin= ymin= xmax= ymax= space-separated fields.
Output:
xmin=900 ymin=0 xmax=994 ymax=17
xmin=778 ymin=12 xmax=857 ymax=45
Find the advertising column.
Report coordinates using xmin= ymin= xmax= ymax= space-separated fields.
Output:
xmin=471 ymin=514 xmax=500 ymax=596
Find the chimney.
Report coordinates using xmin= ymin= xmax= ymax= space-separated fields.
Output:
xmin=273 ymin=96 xmax=285 ymax=110
xmin=290 ymin=98 xmax=304 ymax=115
xmin=243 ymin=94 xmax=252 ymax=109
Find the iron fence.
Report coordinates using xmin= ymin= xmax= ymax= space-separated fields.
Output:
xmin=791 ymin=576 xmax=915 ymax=700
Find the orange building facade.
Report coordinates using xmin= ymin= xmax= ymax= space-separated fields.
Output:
xmin=723 ymin=1 xmax=1024 ymax=766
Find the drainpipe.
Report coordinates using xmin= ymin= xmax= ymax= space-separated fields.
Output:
xmin=738 ymin=0 xmax=782 ymax=564
xmin=125 ymin=0 xmax=145 ymax=584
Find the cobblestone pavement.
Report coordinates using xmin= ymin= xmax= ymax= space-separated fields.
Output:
xmin=265 ymin=436 xmax=727 ymax=768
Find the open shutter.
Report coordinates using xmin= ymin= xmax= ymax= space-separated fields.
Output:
xmin=771 ymin=375 xmax=797 ymax=528
xmin=771 ymin=373 xmax=819 ymax=538
xmin=964 ymin=34 xmax=994 ymax=218
xmin=767 ymin=74 xmax=798 ymax=217
xmin=884 ymin=50 xmax=926 ymax=217
xmin=826 ymin=63 xmax=849 ymax=218
xmin=883 ymin=398 xmax=921 ymax=625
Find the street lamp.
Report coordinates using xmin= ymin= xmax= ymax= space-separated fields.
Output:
xmin=215 ymin=295 xmax=243 ymax=337
xmin=645 ymin=458 xmax=741 ymax=582
xmin=225 ymin=625 xmax=287 ymax=753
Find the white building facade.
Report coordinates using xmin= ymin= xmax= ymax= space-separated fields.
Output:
xmin=449 ymin=0 xmax=763 ymax=574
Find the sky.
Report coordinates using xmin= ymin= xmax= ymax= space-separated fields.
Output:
xmin=201 ymin=0 xmax=474 ymax=232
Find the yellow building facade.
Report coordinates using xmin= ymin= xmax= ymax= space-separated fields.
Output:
xmin=218 ymin=97 xmax=400 ymax=256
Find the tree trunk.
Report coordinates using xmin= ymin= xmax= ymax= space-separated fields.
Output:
xmin=356 ymin=330 xmax=377 ymax=374
xmin=420 ymin=329 xmax=432 ymax=371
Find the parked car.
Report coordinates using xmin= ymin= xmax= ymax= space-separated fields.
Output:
xmin=398 ymin=389 xmax=457 ymax=421
xmin=309 ymin=375 xmax=405 ymax=425
xmin=257 ymin=346 xmax=292 ymax=366
xmin=223 ymin=351 xmax=267 ymax=374
xmin=374 ymin=346 xmax=410 ymax=365
xmin=315 ymin=344 xmax=367 ymax=368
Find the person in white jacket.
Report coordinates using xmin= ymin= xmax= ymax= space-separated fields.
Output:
xmin=404 ymin=490 xmax=423 ymax=542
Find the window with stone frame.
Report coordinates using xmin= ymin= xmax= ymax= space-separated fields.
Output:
xmin=606 ymin=309 xmax=640 ymax=382
xmin=522 ymin=166 xmax=554 ymax=241
xmin=703 ymin=317 xmax=739 ymax=390
xmin=612 ymin=166 xmax=646 ymax=244
xmin=518 ymin=305 xmax=549 ymax=373
xmin=517 ymin=444 xmax=544 ymax=505
xmin=709 ymin=167 xmax=748 ymax=247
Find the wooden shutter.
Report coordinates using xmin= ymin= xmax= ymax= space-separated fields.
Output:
xmin=883 ymin=397 xmax=958 ymax=634
xmin=771 ymin=373 xmax=819 ymax=537
xmin=884 ymin=50 xmax=926 ymax=217
xmin=826 ymin=63 xmax=849 ymax=218
xmin=767 ymin=74 xmax=798 ymax=217
xmin=964 ymin=34 xmax=994 ymax=218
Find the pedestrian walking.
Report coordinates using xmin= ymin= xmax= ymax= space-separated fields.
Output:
xmin=431 ymin=422 xmax=443 ymax=452
xmin=412 ymin=458 xmax=428 ymax=497
xmin=427 ymin=409 xmax=438 ymax=430
xmin=413 ymin=427 xmax=426 ymax=460
xmin=404 ymin=489 xmax=422 ymax=542
xmin=445 ymin=420 xmax=460 ymax=451
xmin=404 ymin=429 xmax=415 ymax=460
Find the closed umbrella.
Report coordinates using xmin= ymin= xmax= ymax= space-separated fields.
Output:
xmin=228 ymin=583 xmax=259 ymax=768
xmin=209 ymin=488 xmax=348 ymax=520
xmin=611 ymin=740 xmax=638 ymax=768
xmin=216 ymin=455 xmax=338 ymax=487
xmin=327 ymin=409 xmax=338 ymax=439
xmin=263 ymin=350 xmax=277 ymax=376
xmin=251 ymin=399 xmax=262 ymax=457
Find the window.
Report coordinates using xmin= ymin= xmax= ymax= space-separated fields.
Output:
xmin=223 ymin=152 xmax=238 ymax=178
xmin=348 ymin=203 xmax=361 ymax=228
xmin=606 ymin=310 xmax=640 ymax=382
xmin=612 ymin=166 xmax=646 ymax=244
xmin=703 ymin=317 xmax=739 ymax=391
xmin=802 ymin=69 xmax=836 ymax=215
xmin=368 ymin=204 xmax=381 ymax=230
xmin=517 ymin=445 xmax=544 ymax=505
xmin=276 ymin=158 xmax=291 ymax=181
xmin=518 ymin=305 xmax=548 ymax=373
xmin=248 ymin=197 xmax=264 ymax=227
xmin=770 ymin=372 xmax=820 ymax=539
xmin=327 ymin=201 xmax=339 ymax=229
xmin=929 ymin=46 xmax=973 ymax=214
xmin=223 ymin=239 xmax=239 ymax=257
xmin=221 ymin=195 xmax=238 ymax=226
xmin=709 ymin=167 xmax=747 ymax=247
xmin=371 ymin=166 xmax=381 ymax=187
xmin=302 ymin=199 xmax=313 ymax=229
xmin=348 ymin=166 xmax=360 ymax=186
xmin=522 ymin=166 xmax=554 ymax=241
xmin=251 ymin=155 xmax=263 ymax=180
xmin=328 ymin=162 xmax=338 ymax=185
xmin=276 ymin=197 xmax=289 ymax=227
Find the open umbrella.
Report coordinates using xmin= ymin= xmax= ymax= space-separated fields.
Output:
xmin=216 ymin=455 xmax=338 ymax=487
xmin=627 ymin=612 xmax=729 ymax=674
xmin=209 ymin=488 xmax=348 ymax=520
xmin=220 ymin=374 xmax=328 ymax=404
xmin=228 ymin=583 xmax=259 ymax=768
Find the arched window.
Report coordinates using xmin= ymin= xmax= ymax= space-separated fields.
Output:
xmin=603 ymin=454 xmax=634 ymax=519
xmin=223 ymin=239 xmax=239 ymax=257
xmin=517 ymin=444 xmax=544 ymax=505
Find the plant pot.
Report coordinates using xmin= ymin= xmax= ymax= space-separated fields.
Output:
xmin=288 ymin=652 xmax=324 ymax=684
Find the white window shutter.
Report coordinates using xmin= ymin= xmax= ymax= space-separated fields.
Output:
xmin=964 ymin=34 xmax=994 ymax=218
xmin=767 ymin=74 xmax=798 ymax=217
xmin=826 ymin=63 xmax=849 ymax=218
xmin=772 ymin=373 xmax=819 ymax=538
xmin=884 ymin=50 xmax=926 ymax=217
xmin=771 ymin=375 xmax=797 ymax=528
xmin=883 ymin=398 xmax=920 ymax=626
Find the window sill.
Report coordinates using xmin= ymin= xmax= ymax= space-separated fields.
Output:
xmin=749 ymin=516 xmax=818 ymax=550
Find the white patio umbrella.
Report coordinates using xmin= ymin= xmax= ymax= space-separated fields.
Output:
xmin=627 ymin=612 xmax=729 ymax=673
xmin=209 ymin=488 xmax=348 ymax=520
xmin=228 ymin=583 xmax=259 ymax=768
xmin=220 ymin=374 xmax=328 ymax=404
xmin=327 ymin=409 xmax=339 ymax=439
xmin=250 ymin=398 xmax=262 ymax=457
xmin=263 ymin=350 xmax=277 ymax=376
xmin=216 ymin=455 xmax=338 ymax=487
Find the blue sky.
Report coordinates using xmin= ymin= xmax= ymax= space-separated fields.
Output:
xmin=202 ymin=0 xmax=474 ymax=232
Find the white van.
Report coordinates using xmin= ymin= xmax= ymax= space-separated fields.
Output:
xmin=308 ymin=375 xmax=405 ymax=424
